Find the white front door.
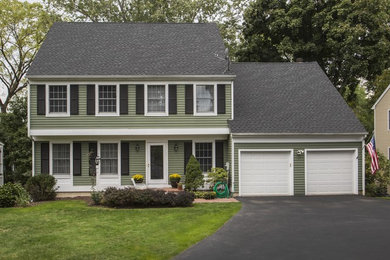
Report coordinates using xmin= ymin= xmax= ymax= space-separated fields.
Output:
xmin=147 ymin=143 xmax=168 ymax=184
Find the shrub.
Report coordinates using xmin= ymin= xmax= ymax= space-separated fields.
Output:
xmin=0 ymin=183 xmax=31 ymax=207
xmin=207 ymin=168 xmax=228 ymax=187
xmin=193 ymin=191 xmax=217 ymax=200
xmin=365 ymin=151 xmax=390 ymax=197
xmin=185 ymin=155 xmax=204 ymax=191
xmin=91 ymin=190 xmax=103 ymax=205
xmin=25 ymin=175 xmax=57 ymax=201
xmin=102 ymin=187 xmax=194 ymax=208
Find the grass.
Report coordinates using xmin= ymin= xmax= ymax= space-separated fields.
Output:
xmin=0 ymin=200 xmax=241 ymax=260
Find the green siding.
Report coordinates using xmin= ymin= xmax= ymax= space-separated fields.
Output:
xmin=234 ymin=142 xmax=363 ymax=195
xmin=168 ymin=141 xmax=185 ymax=176
xmin=30 ymin=84 xmax=232 ymax=129
xmin=74 ymin=142 xmax=94 ymax=186
xmin=123 ymin=141 xmax=146 ymax=185
xmin=34 ymin=141 xmax=41 ymax=175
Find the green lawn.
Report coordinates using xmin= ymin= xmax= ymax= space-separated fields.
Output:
xmin=0 ymin=200 xmax=241 ymax=260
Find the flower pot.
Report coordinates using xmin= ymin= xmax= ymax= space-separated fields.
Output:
xmin=177 ymin=183 xmax=183 ymax=190
xmin=171 ymin=181 xmax=178 ymax=188
xmin=135 ymin=179 xmax=143 ymax=184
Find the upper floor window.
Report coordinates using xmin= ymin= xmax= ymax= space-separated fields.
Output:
xmin=48 ymin=85 xmax=69 ymax=116
xmin=98 ymin=85 xmax=118 ymax=114
xmin=52 ymin=144 xmax=70 ymax=175
xmin=195 ymin=142 xmax=213 ymax=172
xmin=146 ymin=84 xmax=168 ymax=116
xmin=195 ymin=84 xmax=216 ymax=115
xmin=100 ymin=143 xmax=118 ymax=175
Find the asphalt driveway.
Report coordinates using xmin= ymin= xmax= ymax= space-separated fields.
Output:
xmin=176 ymin=196 xmax=390 ymax=260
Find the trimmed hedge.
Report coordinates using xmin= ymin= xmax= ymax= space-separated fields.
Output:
xmin=25 ymin=175 xmax=57 ymax=202
xmin=193 ymin=191 xmax=217 ymax=200
xmin=102 ymin=187 xmax=194 ymax=208
xmin=0 ymin=183 xmax=31 ymax=207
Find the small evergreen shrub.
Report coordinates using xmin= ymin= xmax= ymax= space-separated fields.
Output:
xmin=102 ymin=187 xmax=194 ymax=208
xmin=91 ymin=190 xmax=103 ymax=205
xmin=193 ymin=191 xmax=217 ymax=200
xmin=185 ymin=155 xmax=204 ymax=191
xmin=0 ymin=183 xmax=31 ymax=207
xmin=25 ymin=175 xmax=57 ymax=201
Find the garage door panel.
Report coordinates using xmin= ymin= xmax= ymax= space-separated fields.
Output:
xmin=240 ymin=151 xmax=292 ymax=196
xmin=307 ymin=150 xmax=356 ymax=195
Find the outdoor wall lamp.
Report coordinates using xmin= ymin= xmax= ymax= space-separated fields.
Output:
xmin=135 ymin=144 xmax=140 ymax=152
xmin=95 ymin=156 xmax=101 ymax=166
xmin=174 ymin=143 xmax=179 ymax=152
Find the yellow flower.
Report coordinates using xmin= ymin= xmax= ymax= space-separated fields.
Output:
xmin=169 ymin=173 xmax=181 ymax=180
xmin=133 ymin=174 xmax=144 ymax=181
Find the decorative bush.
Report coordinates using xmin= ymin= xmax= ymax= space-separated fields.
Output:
xmin=0 ymin=183 xmax=31 ymax=207
xmin=185 ymin=155 xmax=204 ymax=191
xmin=365 ymin=151 xmax=390 ymax=196
xmin=193 ymin=191 xmax=216 ymax=200
xmin=102 ymin=187 xmax=194 ymax=208
xmin=91 ymin=190 xmax=103 ymax=205
xmin=207 ymin=168 xmax=228 ymax=187
xmin=25 ymin=175 xmax=57 ymax=201
xmin=132 ymin=174 xmax=144 ymax=183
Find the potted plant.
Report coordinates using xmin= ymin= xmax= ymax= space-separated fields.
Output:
xmin=177 ymin=183 xmax=183 ymax=190
xmin=169 ymin=173 xmax=181 ymax=188
xmin=133 ymin=174 xmax=144 ymax=183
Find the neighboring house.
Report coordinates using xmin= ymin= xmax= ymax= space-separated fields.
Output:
xmin=372 ymin=84 xmax=390 ymax=159
xmin=26 ymin=23 xmax=367 ymax=196
xmin=0 ymin=142 xmax=3 ymax=186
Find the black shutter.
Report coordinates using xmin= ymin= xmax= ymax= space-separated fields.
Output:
xmin=87 ymin=84 xmax=95 ymax=115
xmin=215 ymin=141 xmax=224 ymax=168
xmin=37 ymin=85 xmax=46 ymax=115
xmin=88 ymin=142 xmax=97 ymax=176
xmin=70 ymin=85 xmax=79 ymax=115
xmin=120 ymin=84 xmax=128 ymax=115
xmin=169 ymin=84 xmax=177 ymax=114
xmin=41 ymin=142 xmax=49 ymax=174
xmin=136 ymin=84 xmax=144 ymax=115
xmin=217 ymin=84 xmax=226 ymax=114
xmin=185 ymin=84 xmax=193 ymax=114
xmin=73 ymin=142 xmax=81 ymax=176
xmin=121 ymin=142 xmax=129 ymax=176
xmin=184 ymin=141 xmax=192 ymax=174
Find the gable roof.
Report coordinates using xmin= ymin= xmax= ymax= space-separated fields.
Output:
xmin=230 ymin=62 xmax=367 ymax=134
xmin=27 ymin=22 xmax=229 ymax=77
xmin=371 ymin=83 xmax=390 ymax=109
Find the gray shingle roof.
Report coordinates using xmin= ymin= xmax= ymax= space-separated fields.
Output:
xmin=27 ymin=22 xmax=228 ymax=76
xmin=230 ymin=62 xmax=366 ymax=134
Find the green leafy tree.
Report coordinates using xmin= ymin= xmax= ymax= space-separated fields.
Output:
xmin=0 ymin=0 xmax=55 ymax=113
xmin=184 ymin=155 xmax=204 ymax=191
xmin=237 ymin=0 xmax=390 ymax=102
xmin=365 ymin=151 xmax=390 ymax=196
xmin=0 ymin=96 xmax=31 ymax=184
xmin=368 ymin=69 xmax=390 ymax=107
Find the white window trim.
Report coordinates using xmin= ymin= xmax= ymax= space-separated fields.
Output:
xmin=98 ymin=141 xmax=120 ymax=178
xmin=50 ymin=141 xmax=72 ymax=179
xmin=46 ymin=84 xmax=70 ymax=117
xmin=95 ymin=84 xmax=120 ymax=116
xmin=192 ymin=140 xmax=215 ymax=173
xmin=145 ymin=84 xmax=169 ymax=116
xmin=388 ymin=109 xmax=390 ymax=131
xmin=194 ymin=84 xmax=217 ymax=116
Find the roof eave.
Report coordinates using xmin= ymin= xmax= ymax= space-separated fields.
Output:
xmin=232 ymin=132 xmax=368 ymax=136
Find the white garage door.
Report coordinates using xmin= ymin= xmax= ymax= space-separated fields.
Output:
xmin=306 ymin=150 xmax=357 ymax=195
xmin=240 ymin=151 xmax=293 ymax=196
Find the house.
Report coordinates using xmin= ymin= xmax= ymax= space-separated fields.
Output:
xmin=0 ymin=142 xmax=3 ymax=186
xmin=27 ymin=22 xmax=367 ymax=196
xmin=372 ymin=84 xmax=390 ymax=158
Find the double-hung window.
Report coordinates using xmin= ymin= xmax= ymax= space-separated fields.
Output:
xmin=195 ymin=84 xmax=216 ymax=115
xmin=48 ymin=85 xmax=69 ymax=115
xmin=195 ymin=142 xmax=213 ymax=172
xmin=146 ymin=84 xmax=167 ymax=115
xmin=100 ymin=143 xmax=118 ymax=175
xmin=98 ymin=85 xmax=118 ymax=114
xmin=52 ymin=144 xmax=71 ymax=175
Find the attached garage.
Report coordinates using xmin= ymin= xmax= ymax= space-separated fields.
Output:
xmin=239 ymin=150 xmax=293 ymax=196
xmin=306 ymin=149 xmax=358 ymax=195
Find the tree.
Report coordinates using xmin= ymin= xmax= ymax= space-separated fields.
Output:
xmin=237 ymin=0 xmax=390 ymax=102
xmin=44 ymin=0 xmax=247 ymax=57
xmin=365 ymin=151 xmax=390 ymax=196
xmin=184 ymin=155 xmax=204 ymax=191
xmin=0 ymin=0 xmax=54 ymax=113
xmin=368 ymin=69 xmax=390 ymax=107
xmin=0 ymin=95 xmax=32 ymax=184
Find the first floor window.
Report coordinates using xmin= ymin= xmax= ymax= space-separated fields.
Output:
xmin=49 ymin=85 xmax=67 ymax=113
xmin=99 ymin=85 xmax=117 ymax=113
xmin=147 ymin=85 xmax=166 ymax=113
xmin=196 ymin=85 xmax=215 ymax=113
xmin=195 ymin=142 xmax=213 ymax=172
xmin=52 ymin=144 xmax=70 ymax=175
xmin=100 ymin=143 xmax=118 ymax=175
